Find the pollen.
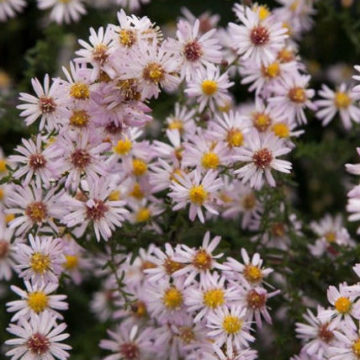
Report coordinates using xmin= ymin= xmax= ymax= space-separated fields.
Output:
xmin=70 ymin=83 xmax=90 ymax=100
xmin=189 ymin=185 xmax=208 ymax=205
xmin=203 ymin=288 xmax=225 ymax=309
xmin=30 ymin=252 xmax=51 ymax=274
xmin=201 ymin=80 xmax=218 ymax=96
xmin=253 ymin=148 xmax=273 ymax=169
xmin=168 ymin=120 xmax=183 ymax=131
xmin=201 ymin=152 xmax=220 ymax=169
xmin=113 ymin=138 xmax=132 ymax=156
xmin=0 ymin=159 xmax=6 ymax=172
xmin=353 ymin=338 xmax=360 ymax=356
xmin=63 ymin=255 xmax=79 ymax=270
xmin=334 ymin=91 xmax=352 ymax=109
xmin=226 ymin=129 xmax=244 ymax=147
xmin=250 ymin=25 xmax=270 ymax=46
xmin=136 ymin=207 xmax=151 ymax=223
xmin=143 ymin=62 xmax=165 ymax=83
xmin=130 ymin=183 xmax=144 ymax=200
xmin=222 ymin=315 xmax=243 ymax=334
xmin=119 ymin=29 xmax=137 ymax=47
xmin=193 ymin=249 xmax=212 ymax=270
xmin=69 ymin=110 xmax=90 ymax=128
xmin=253 ymin=112 xmax=272 ymax=132
xmin=288 ymin=87 xmax=307 ymax=103
xmin=184 ymin=41 xmax=203 ymax=62
xmin=25 ymin=201 xmax=48 ymax=223
xmin=257 ymin=5 xmax=270 ymax=20
xmin=334 ymin=296 xmax=351 ymax=314
xmin=163 ymin=287 xmax=183 ymax=309
xmin=132 ymin=158 xmax=148 ymax=176
xmin=108 ymin=190 xmax=121 ymax=201
xmin=27 ymin=291 xmax=49 ymax=313
xmin=325 ymin=231 xmax=336 ymax=243
xmin=243 ymin=265 xmax=263 ymax=283
xmin=272 ymin=123 xmax=290 ymax=138
xmin=262 ymin=62 xmax=280 ymax=78
xmin=163 ymin=257 xmax=184 ymax=275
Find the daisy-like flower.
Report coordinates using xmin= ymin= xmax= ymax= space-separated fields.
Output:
xmin=17 ymin=74 xmax=67 ymax=130
xmin=185 ymin=272 xmax=239 ymax=322
xmin=315 ymin=83 xmax=360 ymax=129
xmin=295 ymin=306 xmax=337 ymax=359
xmin=0 ymin=222 xmax=16 ymax=281
xmin=6 ymin=184 xmax=64 ymax=236
xmin=268 ymin=73 xmax=316 ymax=124
xmin=185 ymin=65 xmax=233 ymax=112
xmin=169 ymin=169 xmax=223 ymax=223
xmin=5 ymin=312 xmax=71 ymax=360
xmin=318 ymin=283 xmax=360 ymax=326
xmin=234 ymin=130 xmax=292 ymax=190
xmin=7 ymin=281 xmax=68 ymax=321
xmin=15 ymin=235 xmax=65 ymax=285
xmin=223 ymin=248 xmax=273 ymax=287
xmin=100 ymin=322 xmax=155 ymax=360
xmin=0 ymin=0 xmax=25 ymax=21
xmin=75 ymin=27 xmax=113 ymax=81
xmin=166 ymin=19 xmax=222 ymax=80
xmin=62 ymin=176 xmax=129 ymax=241
xmin=173 ymin=231 xmax=224 ymax=285
xmin=206 ymin=305 xmax=255 ymax=350
xmin=309 ymin=214 xmax=354 ymax=257
xmin=165 ymin=103 xmax=196 ymax=135
xmin=115 ymin=42 xmax=180 ymax=100
xmin=146 ymin=277 xmax=187 ymax=325
xmin=229 ymin=7 xmax=288 ymax=66
xmin=37 ymin=0 xmax=86 ymax=24
xmin=115 ymin=0 xmax=150 ymax=11
xmin=8 ymin=135 xmax=63 ymax=188
xmin=56 ymin=131 xmax=109 ymax=191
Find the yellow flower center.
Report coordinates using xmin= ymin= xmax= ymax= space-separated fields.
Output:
xmin=30 ymin=253 xmax=51 ymax=274
xmin=201 ymin=80 xmax=218 ymax=95
xmin=27 ymin=291 xmax=48 ymax=313
xmin=277 ymin=48 xmax=294 ymax=63
xmin=164 ymin=258 xmax=184 ymax=275
xmin=108 ymin=190 xmax=121 ymax=201
xmin=143 ymin=63 xmax=164 ymax=83
xmin=203 ymin=289 xmax=225 ymax=309
xmin=334 ymin=92 xmax=351 ymax=109
xmin=325 ymin=231 xmax=336 ymax=243
xmin=262 ymin=62 xmax=280 ymax=78
xmin=131 ymin=301 xmax=147 ymax=318
xmin=130 ymin=183 xmax=144 ymax=199
xmin=119 ymin=29 xmax=137 ymax=47
xmin=168 ymin=120 xmax=183 ymax=131
xmin=69 ymin=110 xmax=89 ymax=128
xmin=272 ymin=123 xmax=290 ymax=138
xmin=201 ymin=152 xmax=220 ymax=169
xmin=222 ymin=315 xmax=243 ymax=334
xmin=132 ymin=159 xmax=148 ymax=176
xmin=334 ymin=296 xmax=351 ymax=314
xmin=113 ymin=138 xmax=132 ymax=156
xmin=353 ymin=338 xmax=360 ymax=356
xmin=63 ymin=255 xmax=79 ymax=270
xmin=226 ymin=129 xmax=244 ymax=147
xmin=288 ymin=87 xmax=306 ymax=103
xmin=256 ymin=5 xmax=270 ymax=20
xmin=189 ymin=185 xmax=208 ymax=205
xmin=0 ymin=159 xmax=6 ymax=172
xmin=70 ymin=83 xmax=90 ymax=100
xmin=193 ymin=249 xmax=212 ymax=270
xmin=253 ymin=113 xmax=271 ymax=132
xmin=243 ymin=265 xmax=263 ymax=283
xmin=163 ymin=287 xmax=183 ymax=309
xmin=136 ymin=207 xmax=151 ymax=223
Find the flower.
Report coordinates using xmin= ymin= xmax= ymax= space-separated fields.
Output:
xmin=5 ymin=312 xmax=71 ymax=360
xmin=315 ymin=83 xmax=360 ymax=129
xmin=169 ymin=169 xmax=223 ymax=223
xmin=185 ymin=65 xmax=233 ymax=112
xmin=234 ymin=130 xmax=292 ymax=190
xmin=37 ymin=0 xmax=86 ymax=24
xmin=0 ymin=0 xmax=25 ymax=21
